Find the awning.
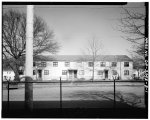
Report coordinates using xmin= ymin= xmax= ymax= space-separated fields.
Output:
xmin=68 ymin=69 xmax=77 ymax=71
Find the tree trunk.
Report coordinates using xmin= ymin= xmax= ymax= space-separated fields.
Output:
xmin=138 ymin=70 xmax=140 ymax=80
xmin=92 ymin=62 xmax=94 ymax=81
xmin=13 ymin=65 xmax=20 ymax=81
xmin=14 ymin=70 xmax=20 ymax=81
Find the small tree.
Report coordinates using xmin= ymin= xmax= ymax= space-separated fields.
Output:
xmin=120 ymin=8 xmax=145 ymax=43
xmin=85 ymin=36 xmax=103 ymax=81
xmin=3 ymin=10 xmax=60 ymax=81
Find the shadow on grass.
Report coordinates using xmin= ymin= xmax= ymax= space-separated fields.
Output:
xmin=2 ymin=91 xmax=146 ymax=118
xmin=67 ymin=91 xmax=144 ymax=108
xmin=2 ymin=101 xmax=147 ymax=118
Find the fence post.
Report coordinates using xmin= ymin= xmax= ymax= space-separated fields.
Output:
xmin=113 ymin=77 xmax=116 ymax=109
xmin=7 ymin=80 xmax=10 ymax=111
xmin=60 ymin=77 xmax=62 ymax=108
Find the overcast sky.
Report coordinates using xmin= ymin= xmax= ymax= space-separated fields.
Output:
xmin=3 ymin=3 xmax=145 ymax=57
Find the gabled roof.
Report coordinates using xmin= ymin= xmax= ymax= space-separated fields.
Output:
xmin=34 ymin=55 xmax=133 ymax=62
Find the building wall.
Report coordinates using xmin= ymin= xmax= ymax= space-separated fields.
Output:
xmin=3 ymin=61 xmax=133 ymax=81
xmin=37 ymin=61 xmax=133 ymax=81
xmin=3 ymin=70 xmax=15 ymax=81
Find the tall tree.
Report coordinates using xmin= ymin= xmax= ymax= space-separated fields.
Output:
xmin=119 ymin=7 xmax=145 ymax=70
xmin=3 ymin=10 xmax=60 ymax=81
xmin=85 ymin=36 xmax=102 ymax=81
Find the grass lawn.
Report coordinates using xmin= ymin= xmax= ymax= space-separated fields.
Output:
xmin=2 ymin=82 xmax=147 ymax=118
xmin=2 ymin=82 xmax=145 ymax=108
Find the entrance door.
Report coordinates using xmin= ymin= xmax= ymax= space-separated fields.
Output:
xmin=38 ymin=70 xmax=42 ymax=79
xmin=105 ymin=70 xmax=108 ymax=79
xmin=69 ymin=70 xmax=77 ymax=80
xmin=74 ymin=70 xmax=77 ymax=78
xmin=69 ymin=70 xmax=73 ymax=79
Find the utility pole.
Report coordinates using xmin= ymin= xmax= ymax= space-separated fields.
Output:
xmin=25 ymin=5 xmax=34 ymax=111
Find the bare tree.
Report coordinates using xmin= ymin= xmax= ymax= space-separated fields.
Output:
xmin=3 ymin=10 xmax=60 ymax=81
xmin=85 ymin=36 xmax=103 ymax=81
xmin=119 ymin=7 xmax=145 ymax=70
xmin=120 ymin=8 xmax=145 ymax=44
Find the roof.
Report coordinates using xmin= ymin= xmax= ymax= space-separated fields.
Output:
xmin=34 ymin=55 xmax=133 ymax=62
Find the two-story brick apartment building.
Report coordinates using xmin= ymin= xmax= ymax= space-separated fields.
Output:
xmin=27 ymin=55 xmax=133 ymax=81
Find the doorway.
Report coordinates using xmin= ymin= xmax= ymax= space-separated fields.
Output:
xmin=74 ymin=70 xmax=77 ymax=78
xmin=38 ymin=70 xmax=42 ymax=79
xmin=105 ymin=70 xmax=108 ymax=79
xmin=69 ymin=70 xmax=77 ymax=80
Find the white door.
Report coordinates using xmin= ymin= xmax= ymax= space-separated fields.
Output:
xmin=69 ymin=71 xmax=74 ymax=79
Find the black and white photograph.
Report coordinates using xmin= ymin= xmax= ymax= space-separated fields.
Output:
xmin=2 ymin=2 xmax=148 ymax=118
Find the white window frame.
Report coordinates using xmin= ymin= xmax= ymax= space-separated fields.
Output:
xmin=112 ymin=62 xmax=117 ymax=67
xmin=100 ymin=62 xmax=106 ymax=67
xmin=124 ymin=62 xmax=129 ymax=67
xmin=124 ymin=70 xmax=129 ymax=76
xmin=65 ymin=62 xmax=70 ymax=67
xmin=97 ymin=70 xmax=103 ymax=75
xmin=53 ymin=62 xmax=58 ymax=67
xmin=88 ymin=62 xmax=93 ymax=67
xmin=112 ymin=70 xmax=117 ymax=75
xmin=41 ymin=61 xmax=46 ymax=67
xmin=62 ymin=70 xmax=67 ymax=75
xmin=44 ymin=70 xmax=49 ymax=75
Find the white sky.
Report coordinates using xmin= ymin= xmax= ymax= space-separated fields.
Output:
xmin=3 ymin=3 xmax=145 ymax=57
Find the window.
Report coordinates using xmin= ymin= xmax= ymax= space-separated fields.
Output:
xmin=97 ymin=70 xmax=103 ymax=75
xmin=65 ymin=62 xmax=70 ymax=67
xmin=62 ymin=70 xmax=67 ymax=75
xmin=79 ymin=70 xmax=84 ymax=75
xmin=19 ymin=70 xmax=24 ymax=75
xmin=36 ymin=62 xmax=40 ymax=67
xmin=112 ymin=62 xmax=117 ymax=67
xmin=124 ymin=62 xmax=129 ymax=67
xmin=124 ymin=70 xmax=129 ymax=75
xmin=41 ymin=62 xmax=46 ymax=67
xmin=44 ymin=70 xmax=49 ymax=75
xmin=88 ymin=62 xmax=93 ymax=67
xmin=53 ymin=62 xmax=58 ymax=67
xmin=7 ymin=72 xmax=11 ymax=74
xmin=100 ymin=62 xmax=105 ymax=67
xmin=112 ymin=70 xmax=117 ymax=75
